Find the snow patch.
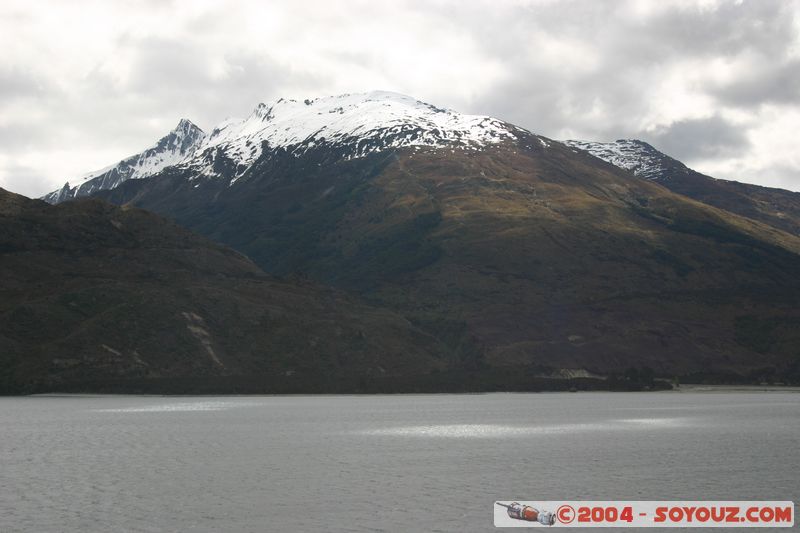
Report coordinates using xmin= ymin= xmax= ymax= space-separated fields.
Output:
xmin=563 ymin=139 xmax=666 ymax=180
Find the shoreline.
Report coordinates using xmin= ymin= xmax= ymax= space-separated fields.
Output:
xmin=8 ymin=385 xmax=799 ymax=398
xmin=672 ymin=384 xmax=800 ymax=393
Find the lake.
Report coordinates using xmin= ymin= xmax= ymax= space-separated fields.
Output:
xmin=1 ymin=392 xmax=797 ymax=532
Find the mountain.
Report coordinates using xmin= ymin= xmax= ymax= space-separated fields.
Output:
xmin=43 ymin=91 xmax=526 ymax=199
xmin=42 ymin=119 xmax=206 ymax=204
xmin=172 ymin=91 xmax=525 ymax=181
xmin=564 ymin=139 xmax=800 ymax=237
xmin=0 ymin=187 xmax=463 ymax=394
xmin=63 ymin=92 xmax=800 ymax=384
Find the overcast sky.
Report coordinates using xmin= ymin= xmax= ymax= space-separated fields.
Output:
xmin=1 ymin=0 xmax=799 ymax=197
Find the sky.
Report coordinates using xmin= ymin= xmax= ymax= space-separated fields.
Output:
xmin=1 ymin=0 xmax=799 ymax=197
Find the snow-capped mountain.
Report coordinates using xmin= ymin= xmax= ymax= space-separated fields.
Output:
xmin=44 ymin=91 xmax=528 ymax=202
xmin=562 ymin=139 xmax=677 ymax=181
xmin=42 ymin=119 xmax=206 ymax=203
xmin=41 ymin=94 xmax=800 ymax=240
xmin=179 ymin=90 xmax=525 ymax=181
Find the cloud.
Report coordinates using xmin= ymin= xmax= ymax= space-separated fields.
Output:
xmin=757 ymin=164 xmax=800 ymax=191
xmin=0 ymin=66 xmax=52 ymax=100
xmin=713 ymin=58 xmax=800 ymax=107
xmin=635 ymin=0 xmax=796 ymax=59
xmin=0 ymin=160 xmax=52 ymax=198
xmin=643 ymin=115 xmax=751 ymax=161
xmin=120 ymin=38 xmax=324 ymax=126
xmin=0 ymin=0 xmax=799 ymax=197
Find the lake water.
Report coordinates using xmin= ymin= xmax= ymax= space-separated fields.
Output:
xmin=1 ymin=392 xmax=797 ymax=532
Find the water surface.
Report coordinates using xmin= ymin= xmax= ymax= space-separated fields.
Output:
xmin=1 ymin=392 xmax=797 ymax=532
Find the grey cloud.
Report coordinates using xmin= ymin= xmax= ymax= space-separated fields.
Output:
xmin=754 ymin=164 xmax=800 ymax=191
xmin=0 ymin=122 xmax=51 ymax=150
xmin=0 ymin=66 xmax=52 ymax=100
xmin=110 ymin=36 xmax=325 ymax=127
xmin=436 ymin=0 xmax=795 ymax=67
xmin=0 ymin=163 xmax=52 ymax=198
xmin=124 ymin=37 xmax=218 ymax=93
xmin=624 ymin=1 xmax=795 ymax=60
xmin=713 ymin=58 xmax=800 ymax=107
xmin=642 ymin=115 xmax=750 ymax=161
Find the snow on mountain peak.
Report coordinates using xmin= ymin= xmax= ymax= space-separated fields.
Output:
xmin=43 ymin=120 xmax=206 ymax=203
xmin=183 ymin=91 xmax=521 ymax=179
xmin=176 ymin=118 xmax=199 ymax=129
xmin=44 ymin=92 xmax=525 ymax=202
xmin=562 ymin=139 xmax=673 ymax=181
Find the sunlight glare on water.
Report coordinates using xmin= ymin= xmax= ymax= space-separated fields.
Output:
xmin=358 ymin=417 xmax=689 ymax=438
xmin=93 ymin=400 xmax=262 ymax=413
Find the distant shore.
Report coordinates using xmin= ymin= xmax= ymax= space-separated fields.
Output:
xmin=673 ymin=384 xmax=800 ymax=393
xmin=6 ymin=376 xmax=800 ymax=396
xmin=17 ymin=384 xmax=800 ymax=397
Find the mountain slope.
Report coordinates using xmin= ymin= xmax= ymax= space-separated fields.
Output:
xmin=0 ymin=187 xmax=455 ymax=393
xmin=42 ymin=119 xmax=206 ymax=204
xmin=564 ymin=139 xmax=800 ymax=237
xmin=87 ymin=92 xmax=800 ymax=384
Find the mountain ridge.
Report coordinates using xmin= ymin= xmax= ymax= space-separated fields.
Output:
xmin=564 ymin=138 xmax=800 ymax=236
xmin=42 ymin=119 xmax=206 ymax=204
